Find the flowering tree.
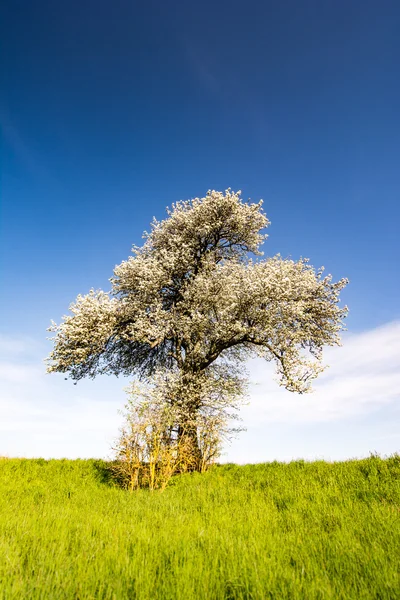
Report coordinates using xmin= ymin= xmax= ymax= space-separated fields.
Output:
xmin=47 ymin=190 xmax=348 ymax=469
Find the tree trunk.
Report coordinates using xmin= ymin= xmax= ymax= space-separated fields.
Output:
xmin=177 ymin=420 xmax=202 ymax=472
xmin=172 ymin=369 xmax=202 ymax=471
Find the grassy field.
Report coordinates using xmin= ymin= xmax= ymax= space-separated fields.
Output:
xmin=0 ymin=456 xmax=399 ymax=599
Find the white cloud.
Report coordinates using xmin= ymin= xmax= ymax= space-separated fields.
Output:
xmin=244 ymin=320 xmax=400 ymax=425
xmin=0 ymin=334 xmax=43 ymax=359
xmin=0 ymin=322 xmax=399 ymax=462
xmin=0 ymin=337 xmax=124 ymax=459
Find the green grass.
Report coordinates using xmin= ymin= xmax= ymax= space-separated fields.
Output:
xmin=0 ymin=455 xmax=399 ymax=599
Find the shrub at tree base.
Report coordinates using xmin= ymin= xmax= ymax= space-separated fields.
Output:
xmin=111 ymin=374 xmax=242 ymax=490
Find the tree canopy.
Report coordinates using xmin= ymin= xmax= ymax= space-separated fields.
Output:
xmin=47 ymin=189 xmax=348 ymax=394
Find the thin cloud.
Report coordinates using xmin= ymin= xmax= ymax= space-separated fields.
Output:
xmin=180 ymin=37 xmax=272 ymax=144
xmin=0 ymin=321 xmax=399 ymax=459
xmin=244 ymin=320 xmax=400 ymax=425
xmin=0 ymin=105 xmax=59 ymax=186
xmin=0 ymin=334 xmax=44 ymax=359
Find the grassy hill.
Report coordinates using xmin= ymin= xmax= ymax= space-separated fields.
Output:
xmin=0 ymin=455 xmax=399 ymax=599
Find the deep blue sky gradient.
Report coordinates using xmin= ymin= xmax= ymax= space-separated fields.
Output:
xmin=1 ymin=0 xmax=399 ymax=341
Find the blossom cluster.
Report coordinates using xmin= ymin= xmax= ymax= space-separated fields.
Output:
xmin=47 ymin=189 xmax=348 ymax=403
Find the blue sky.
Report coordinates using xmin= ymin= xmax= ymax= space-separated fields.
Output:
xmin=1 ymin=0 xmax=399 ymax=461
